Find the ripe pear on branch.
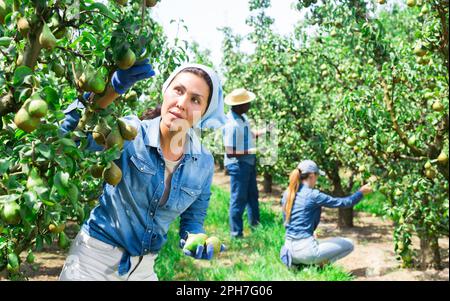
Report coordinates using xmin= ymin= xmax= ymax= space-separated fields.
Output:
xmin=92 ymin=118 xmax=111 ymax=146
xmin=13 ymin=96 xmax=48 ymax=133
xmin=115 ymin=48 xmax=136 ymax=70
xmin=106 ymin=125 xmax=125 ymax=150
xmin=78 ymin=66 xmax=106 ymax=94
xmin=103 ymin=161 xmax=122 ymax=186
xmin=17 ymin=17 xmax=30 ymax=36
xmin=118 ymin=119 xmax=138 ymax=140
xmin=39 ymin=22 xmax=57 ymax=50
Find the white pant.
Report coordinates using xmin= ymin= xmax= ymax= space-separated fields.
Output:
xmin=59 ymin=230 xmax=158 ymax=281
xmin=285 ymin=236 xmax=354 ymax=265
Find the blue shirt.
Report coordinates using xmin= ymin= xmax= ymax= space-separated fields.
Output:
xmin=281 ymin=184 xmax=363 ymax=240
xmin=222 ymin=111 xmax=256 ymax=166
xmin=60 ymin=100 xmax=214 ymax=276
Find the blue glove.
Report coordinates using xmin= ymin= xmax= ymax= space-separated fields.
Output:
xmin=280 ymin=245 xmax=292 ymax=268
xmin=111 ymin=58 xmax=155 ymax=95
xmin=179 ymin=238 xmax=226 ymax=260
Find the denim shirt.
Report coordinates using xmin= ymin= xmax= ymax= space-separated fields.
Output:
xmin=281 ymin=184 xmax=363 ymax=240
xmin=222 ymin=111 xmax=256 ymax=166
xmin=60 ymin=100 xmax=214 ymax=276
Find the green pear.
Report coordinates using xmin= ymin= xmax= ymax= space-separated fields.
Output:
xmin=184 ymin=233 xmax=208 ymax=253
xmin=103 ymin=162 xmax=122 ymax=186
xmin=13 ymin=108 xmax=40 ymax=133
xmin=39 ymin=22 xmax=57 ymax=49
xmin=17 ymin=17 xmax=30 ymax=36
xmin=93 ymin=119 xmax=111 ymax=146
xmin=206 ymin=236 xmax=221 ymax=254
xmin=27 ymin=98 xmax=48 ymax=118
xmin=1 ymin=201 xmax=21 ymax=225
xmin=118 ymin=119 xmax=138 ymax=141
xmin=116 ymin=48 xmax=136 ymax=70
xmin=432 ymin=101 xmax=444 ymax=112
xmin=106 ymin=127 xmax=125 ymax=150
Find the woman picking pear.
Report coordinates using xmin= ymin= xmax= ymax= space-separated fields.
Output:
xmin=280 ymin=160 xmax=372 ymax=268
xmin=58 ymin=58 xmax=226 ymax=280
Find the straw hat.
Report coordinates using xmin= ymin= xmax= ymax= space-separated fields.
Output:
xmin=224 ymin=88 xmax=256 ymax=106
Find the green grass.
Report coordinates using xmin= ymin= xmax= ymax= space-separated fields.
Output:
xmin=154 ymin=185 xmax=353 ymax=281
xmin=354 ymin=191 xmax=386 ymax=216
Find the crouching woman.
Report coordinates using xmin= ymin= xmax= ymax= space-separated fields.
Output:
xmin=280 ymin=160 xmax=372 ymax=267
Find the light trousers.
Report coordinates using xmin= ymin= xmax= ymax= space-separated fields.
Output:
xmin=285 ymin=236 xmax=354 ymax=265
xmin=59 ymin=230 xmax=158 ymax=281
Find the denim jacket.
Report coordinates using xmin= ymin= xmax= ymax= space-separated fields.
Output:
xmin=60 ymin=100 xmax=214 ymax=276
xmin=222 ymin=111 xmax=256 ymax=167
xmin=281 ymin=184 xmax=363 ymax=240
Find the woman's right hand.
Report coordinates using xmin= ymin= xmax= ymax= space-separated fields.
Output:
xmin=359 ymin=183 xmax=373 ymax=195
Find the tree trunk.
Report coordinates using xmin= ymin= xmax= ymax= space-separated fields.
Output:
xmin=420 ymin=232 xmax=442 ymax=270
xmin=218 ymin=158 xmax=224 ymax=171
xmin=329 ymin=161 xmax=354 ymax=228
xmin=263 ymin=172 xmax=272 ymax=193
xmin=338 ymin=208 xmax=354 ymax=228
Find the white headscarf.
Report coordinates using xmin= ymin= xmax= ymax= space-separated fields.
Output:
xmin=162 ymin=63 xmax=227 ymax=130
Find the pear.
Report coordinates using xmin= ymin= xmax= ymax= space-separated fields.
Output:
xmin=39 ymin=22 xmax=57 ymax=49
xmin=118 ymin=119 xmax=138 ymax=141
xmin=92 ymin=119 xmax=111 ymax=146
xmin=146 ymin=0 xmax=158 ymax=7
xmin=377 ymin=0 xmax=386 ymax=4
xmin=115 ymin=0 xmax=128 ymax=5
xmin=407 ymin=0 xmax=416 ymax=7
xmin=432 ymin=101 xmax=444 ymax=112
xmin=124 ymin=90 xmax=138 ymax=102
xmin=87 ymin=71 xmax=106 ymax=94
xmin=17 ymin=17 xmax=30 ymax=36
xmin=27 ymin=98 xmax=48 ymax=118
xmin=205 ymin=236 xmax=222 ymax=254
xmin=14 ymin=108 xmax=40 ymax=133
xmin=0 ymin=201 xmax=21 ymax=225
xmin=106 ymin=127 xmax=125 ymax=150
xmin=103 ymin=162 xmax=122 ymax=186
xmin=50 ymin=62 xmax=65 ymax=77
xmin=116 ymin=48 xmax=136 ymax=70
xmin=184 ymin=233 xmax=208 ymax=253
xmin=58 ymin=232 xmax=70 ymax=249
xmin=90 ymin=164 xmax=105 ymax=179
xmin=53 ymin=26 xmax=67 ymax=39
xmin=48 ymin=223 xmax=65 ymax=234
xmin=413 ymin=43 xmax=427 ymax=57
xmin=424 ymin=161 xmax=432 ymax=169
xmin=26 ymin=168 xmax=44 ymax=190
xmin=79 ymin=67 xmax=106 ymax=94
xmin=437 ymin=153 xmax=448 ymax=165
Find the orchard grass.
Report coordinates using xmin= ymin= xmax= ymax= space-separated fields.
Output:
xmin=154 ymin=185 xmax=353 ymax=281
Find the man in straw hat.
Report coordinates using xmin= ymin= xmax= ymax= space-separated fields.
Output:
xmin=222 ymin=88 xmax=265 ymax=238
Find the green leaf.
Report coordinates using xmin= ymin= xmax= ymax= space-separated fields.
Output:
xmin=54 ymin=171 xmax=70 ymax=189
xmin=67 ymin=184 xmax=79 ymax=206
xmin=0 ymin=159 xmax=10 ymax=174
xmin=36 ymin=143 xmax=54 ymax=160
xmin=42 ymin=86 xmax=59 ymax=108
xmin=0 ymin=194 xmax=21 ymax=205
xmin=85 ymin=2 xmax=115 ymax=20
xmin=0 ymin=37 xmax=12 ymax=47
xmin=13 ymin=66 xmax=33 ymax=87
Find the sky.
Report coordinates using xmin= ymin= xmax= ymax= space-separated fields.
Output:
xmin=152 ymin=0 xmax=303 ymax=67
